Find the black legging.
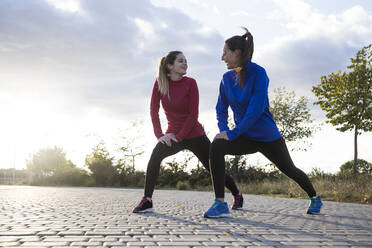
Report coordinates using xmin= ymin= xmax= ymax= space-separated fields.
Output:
xmin=144 ymin=134 xmax=240 ymax=198
xmin=210 ymin=136 xmax=316 ymax=198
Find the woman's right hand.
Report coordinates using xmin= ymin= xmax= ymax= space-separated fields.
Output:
xmin=158 ymin=133 xmax=178 ymax=147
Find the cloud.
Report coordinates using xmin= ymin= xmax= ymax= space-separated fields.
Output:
xmin=0 ymin=0 xmax=224 ymax=120
xmin=231 ymin=11 xmax=250 ymax=17
xmin=2 ymin=0 xmax=371 ymax=121
xmin=258 ymin=0 xmax=372 ymax=98
xmin=45 ymin=0 xmax=81 ymax=13
xmin=212 ymin=5 xmax=220 ymax=15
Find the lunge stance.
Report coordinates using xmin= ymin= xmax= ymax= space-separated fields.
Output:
xmin=132 ymin=51 xmax=243 ymax=213
xmin=203 ymin=29 xmax=322 ymax=218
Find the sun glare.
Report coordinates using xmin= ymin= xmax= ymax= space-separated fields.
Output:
xmin=0 ymin=97 xmax=56 ymax=169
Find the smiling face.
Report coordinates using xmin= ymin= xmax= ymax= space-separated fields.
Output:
xmin=168 ymin=53 xmax=188 ymax=76
xmin=221 ymin=43 xmax=241 ymax=69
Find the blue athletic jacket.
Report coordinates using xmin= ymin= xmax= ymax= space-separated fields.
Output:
xmin=216 ymin=61 xmax=282 ymax=142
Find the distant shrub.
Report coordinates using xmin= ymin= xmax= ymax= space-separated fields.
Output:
xmin=30 ymin=167 xmax=92 ymax=186
xmin=82 ymin=177 xmax=96 ymax=187
xmin=116 ymin=170 xmax=145 ymax=187
xmin=188 ymin=167 xmax=210 ymax=188
xmin=309 ymin=168 xmax=335 ymax=180
xmin=52 ymin=167 xmax=91 ymax=186
xmin=339 ymin=159 xmax=372 ymax=176
xmin=136 ymin=177 xmax=145 ymax=188
xmin=157 ymin=161 xmax=189 ymax=187
xmin=176 ymin=181 xmax=190 ymax=190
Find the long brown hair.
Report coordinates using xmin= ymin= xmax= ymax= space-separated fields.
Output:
xmin=157 ymin=51 xmax=183 ymax=96
xmin=225 ymin=27 xmax=254 ymax=87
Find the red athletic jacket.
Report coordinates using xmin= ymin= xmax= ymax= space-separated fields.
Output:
xmin=150 ymin=76 xmax=205 ymax=142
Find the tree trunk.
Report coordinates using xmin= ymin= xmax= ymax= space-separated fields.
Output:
xmin=353 ymin=126 xmax=358 ymax=175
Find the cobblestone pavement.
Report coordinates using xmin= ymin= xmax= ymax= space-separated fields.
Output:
xmin=0 ymin=186 xmax=371 ymax=247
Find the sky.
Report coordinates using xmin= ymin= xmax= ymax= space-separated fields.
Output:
xmin=0 ymin=0 xmax=371 ymax=174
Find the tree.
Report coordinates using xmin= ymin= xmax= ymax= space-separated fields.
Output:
xmin=339 ymin=159 xmax=372 ymax=176
xmin=85 ymin=141 xmax=116 ymax=186
xmin=119 ymin=146 xmax=144 ymax=171
xmin=115 ymin=120 xmax=146 ymax=186
xmin=225 ymin=155 xmax=247 ymax=183
xmin=27 ymin=146 xmax=90 ymax=186
xmin=118 ymin=120 xmax=145 ymax=171
xmin=158 ymin=159 xmax=188 ymax=187
xmin=189 ymin=166 xmax=210 ymax=187
xmin=27 ymin=146 xmax=70 ymax=176
xmin=312 ymin=44 xmax=372 ymax=174
xmin=270 ymin=87 xmax=317 ymax=150
xmin=114 ymin=158 xmax=145 ymax=187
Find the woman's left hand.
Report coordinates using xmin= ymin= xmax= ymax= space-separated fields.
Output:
xmin=214 ymin=131 xmax=229 ymax=141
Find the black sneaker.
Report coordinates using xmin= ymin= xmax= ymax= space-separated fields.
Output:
xmin=132 ymin=197 xmax=154 ymax=213
xmin=232 ymin=194 xmax=244 ymax=210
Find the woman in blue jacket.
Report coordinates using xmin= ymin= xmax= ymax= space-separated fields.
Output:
xmin=204 ymin=28 xmax=322 ymax=218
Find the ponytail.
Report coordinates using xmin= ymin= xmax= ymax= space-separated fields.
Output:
xmin=238 ymin=27 xmax=254 ymax=87
xmin=241 ymin=27 xmax=254 ymax=62
xmin=157 ymin=57 xmax=169 ymax=97
xmin=225 ymin=27 xmax=254 ymax=87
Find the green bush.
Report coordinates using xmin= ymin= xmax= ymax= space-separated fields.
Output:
xmin=53 ymin=167 xmax=91 ymax=186
xmin=29 ymin=166 xmax=92 ymax=186
xmin=176 ymin=181 xmax=190 ymax=190
xmin=115 ymin=167 xmax=145 ymax=187
xmin=188 ymin=167 xmax=210 ymax=188
xmin=339 ymin=159 xmax=372 ymax=176
xmin=82 ymin=177 xmax=96 ymax=187
xmin=157 ymin=162 xmax=189 ymax=187
xmin=136 ymin=177 xmax=145 ymax=188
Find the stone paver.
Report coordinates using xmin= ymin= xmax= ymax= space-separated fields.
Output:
xmin=0 ymin=186 xmax=371 ymax=247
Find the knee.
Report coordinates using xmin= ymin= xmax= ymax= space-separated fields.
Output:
xmin=149 ymin=143 xmax=167 ymax=162
xmin=277 ymin=163 xmax=302 ymax=178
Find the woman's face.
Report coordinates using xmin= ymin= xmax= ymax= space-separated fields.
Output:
xmin=168 ymin=53 xmax=188 ymax=76
xmin=221 ymin=44 xmax=240 ymax=69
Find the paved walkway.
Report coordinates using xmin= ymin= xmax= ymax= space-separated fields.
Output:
xmin=0 ymin=186 xmax=371 ymax=247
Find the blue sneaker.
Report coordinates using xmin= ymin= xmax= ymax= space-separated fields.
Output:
xmin=307 ymin=196 xmax=323 ymax=214
xmin=204 ymin=199 xmax=231 ymax=218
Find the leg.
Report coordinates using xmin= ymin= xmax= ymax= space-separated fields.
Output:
xmin=144 ymin=141 xmax=184 ymax=198
xmin=186 ymin=135 xmax=240 ymax=195
xmin=209 ymin=137 xmax=258 ymax=199
xmin=258 ymin=137 xmax=316 ymax=197
xmin=204 ymin=137 xmax=258 ymax=218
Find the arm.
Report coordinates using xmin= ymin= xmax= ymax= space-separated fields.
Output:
xmin=175 ymin=79 xmax=199 ymax=142
xmin=216 ymin=78 xmax=229 ymax=132
xmin=150 ymin=81 xmax=164 ymax=139
xmin=226 ymin=68 xmax=269 ymax=141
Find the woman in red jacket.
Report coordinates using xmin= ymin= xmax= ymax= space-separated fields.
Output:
xmin=133 ymin=51 xmax=243 ymax=213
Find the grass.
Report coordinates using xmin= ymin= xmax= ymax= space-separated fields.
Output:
xmin=235 ymin=175 xmax=372 ymax=204
xmin=168 ymin=174 xmax=371 ymax=204
xmin=22 ymin=171 xmax=372 ymax=205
